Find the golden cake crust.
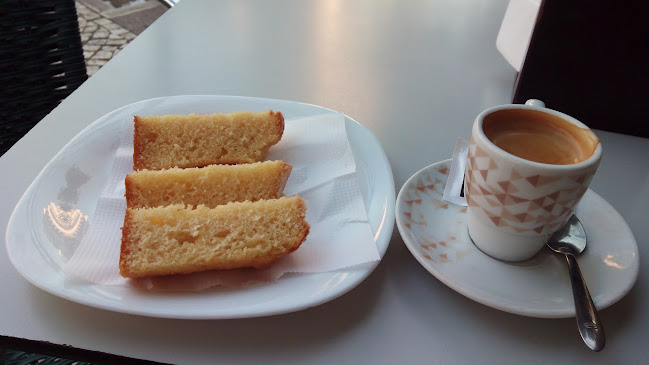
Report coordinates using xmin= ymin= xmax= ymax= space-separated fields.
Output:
xmin=133 ymin=110 xmax=284 ymax=170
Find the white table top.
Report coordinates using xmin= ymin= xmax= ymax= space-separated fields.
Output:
xmin=2 ymin=0 xmax=647 ymax=363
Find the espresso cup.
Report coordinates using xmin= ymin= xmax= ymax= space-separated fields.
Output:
xmin=464 ymin=99 xmax=601 ymax=261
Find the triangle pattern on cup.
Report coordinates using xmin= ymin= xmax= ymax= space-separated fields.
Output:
xmin=466 ymin=139 xmax=596 ymax=235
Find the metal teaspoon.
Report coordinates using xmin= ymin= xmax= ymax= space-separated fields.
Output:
xmin=547 ymin=214 xmax=605 ymax=351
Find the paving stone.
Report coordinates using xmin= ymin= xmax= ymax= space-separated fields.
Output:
xmin=110 ymin=27 xmax=129 ymax=35
xmin=87 ymin=59 xmax=106 ymax=66
xmin=94 ymin=18 xmax=112 ymax=26
xmin=86 ymin=65 xmax=100 ymax=75
xmin=94 ymin=29 xmax=110 ymax=38
xmin=94 ymin=50 xmax=114 ymax=59
xmin=103 ymin=22 xmax=123 ymax=31
xmin=87 ymin=39 xmax=108 ymax=45
xmin=78 ymin=8 xmax=100 ymax=21
xmin=83 ymin=44 xmax=101 ymax=52
xmin=105 ymin=39 xmax=127 ymax=46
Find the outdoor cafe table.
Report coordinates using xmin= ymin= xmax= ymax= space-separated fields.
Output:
xmin=1 ymin=0 xmax=647 ymax=363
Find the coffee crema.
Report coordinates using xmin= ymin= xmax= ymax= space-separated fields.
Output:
xmin=482 ymin=109 xmax=599 ymax=165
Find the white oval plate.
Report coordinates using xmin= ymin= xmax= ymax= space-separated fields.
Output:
xmin=6 ymin=95 xmax=395 ymax=319
xmin=396 ymin=159 xmax=639 ymax=318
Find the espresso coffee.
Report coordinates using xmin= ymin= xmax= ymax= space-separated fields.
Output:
xmin=482 ymin=109 xmax=598 ymax=165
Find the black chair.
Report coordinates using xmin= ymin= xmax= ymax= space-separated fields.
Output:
xmin=0 ymin=0 xmax=88 ymax=156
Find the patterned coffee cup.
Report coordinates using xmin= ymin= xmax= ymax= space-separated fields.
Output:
xmin=464 ymin=99 xmax=601 ymax=261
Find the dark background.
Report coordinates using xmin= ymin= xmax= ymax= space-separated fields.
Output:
xmin=513 ymin=0 xmax=648 ymax=138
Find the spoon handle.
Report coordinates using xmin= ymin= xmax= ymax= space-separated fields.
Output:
xmin=566 ymin=254 xmax=606 ymax=351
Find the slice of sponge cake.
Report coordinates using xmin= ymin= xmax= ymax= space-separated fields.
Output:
xmin=125 ymin=161 xmax=292 ymax=209
xmin=119 ymin=196 xmax=310 ymax=278
xmin=133 ymin=110 xmax=284 ymax=170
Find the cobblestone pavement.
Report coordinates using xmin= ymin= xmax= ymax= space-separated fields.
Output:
xmin=76 ymin=2 xmax=136 ymax=76
xmin=75 ymin=0 xmax=167 ymax=76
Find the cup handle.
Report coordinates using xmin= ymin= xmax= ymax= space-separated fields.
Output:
xmin=525 ymin=99 xmax=546 ymax=107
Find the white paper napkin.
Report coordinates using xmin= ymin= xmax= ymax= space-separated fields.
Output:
xmin=64 ymin=112 xmax=380 ymax=290
xmin=442 ymin=138 xmax=469 ymax=207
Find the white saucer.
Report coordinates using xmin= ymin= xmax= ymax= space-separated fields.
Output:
xmin=396 ymin=159 xmax=639 ymax=318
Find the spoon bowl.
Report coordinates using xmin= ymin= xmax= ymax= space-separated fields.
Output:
xmin=547 ymin=215 xmax=605 ymax=351
xmin=547 ymin=215 xmax=587 ymax=256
